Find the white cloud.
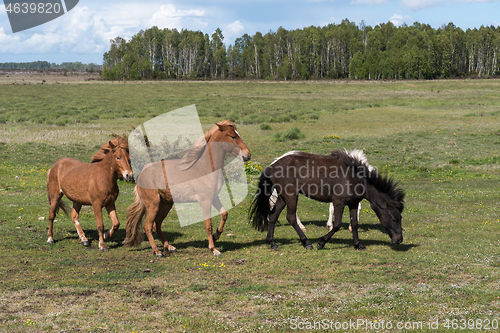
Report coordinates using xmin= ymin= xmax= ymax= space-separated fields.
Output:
xmin=0 ymin=6 xmax=118 ymax=55
xmin=400 ymin=0 xmax=445 ymax=10
xmin=100 ymin=3 xmax=158 ymax=29
xmin=389 ymin=13 xmax=413 ymax=26
xmin=0 ymin=27 xmax=21 ymax=50
xmin=351 ymin=0 xmax=389 ymax=5
xmin=320 ymin=16 xmax=341 ymax=27
xmin=0 ymin=2 xmax=210 ymax=61
xmin=224 ymin=21 xmax=244 ymax=39
xmin=149 ymin=4 xmax=205 ymax=30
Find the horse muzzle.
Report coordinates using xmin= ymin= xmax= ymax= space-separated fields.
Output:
xmin=242 ymin=152 xmax=251 ymax=162
xmin=391 ymin=235 xmax=403 ymax=245
xmin=123 ymin=172 xmax=133 ymax=182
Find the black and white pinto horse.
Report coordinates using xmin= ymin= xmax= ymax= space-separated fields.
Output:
xmin=250 ymin=149 xmax=405 ymax=250
xmin=269 ymin=149 xmax=374 ymax=231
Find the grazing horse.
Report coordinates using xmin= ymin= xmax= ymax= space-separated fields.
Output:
xmin=46 ymin=138 xmax=133 ymax=251
xmin=269 ymin=149 xmax=375 ymax=231
xmin=249 ymin=150 xmax=404 ymax=250
xmin=123 ymin=120 xmax=251 ymax=257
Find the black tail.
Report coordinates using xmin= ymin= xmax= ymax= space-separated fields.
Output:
xmin=249 ymin=167 xmax=274 ymax=232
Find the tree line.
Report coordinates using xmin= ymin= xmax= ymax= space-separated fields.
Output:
xmin=0 ymin=61 xmax=102 ymax=71
xmin=101 ymin=20 xmax=500 ymax=80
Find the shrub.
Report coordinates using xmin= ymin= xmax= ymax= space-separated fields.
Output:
xmin=260 ymin=123 xmax=272 ymax=130
xmin=273 ymin=127 xmax=305 ymax=142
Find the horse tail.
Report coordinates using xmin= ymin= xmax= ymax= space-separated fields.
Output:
xmin=123 ymin=186 xmax=146 ymax=248
xmin=46 ymin=166 xmax=70 ymax=216
xmin=57 ymin=201 xmax=70 ymax=216
xmin=249 ymin=167 xmax=273 ymax=232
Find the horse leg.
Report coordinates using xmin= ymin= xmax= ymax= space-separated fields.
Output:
xmin=317 ymin=204 xmax=344 ymax=250
xmin=295 ymin=212 xmax=306 ymax=231
xmin=211 ymin=196 xmax=227 ymax=242
xmin=91 ymin=203 xmax=107 ymax=251
xmin=70 ymin=203 xmax=90 ymax=247
xmin=103 ymin=203 xmax=119 ymax=240
xmin=350 ymin=202 xmax=365 ymax=250
xmin=352 ymin=202 xmax=362 ymax=232
xmin=199 ymin=200 xmax=221 ymax=256
xmin=47 ymin=192 xmax=63 ymax=244
xmin=267 ymin=195 xmax=285 ymax=250
xmin=326 ymin=202 xmax=334 ymax=231
xmin=143 ymin=200 xmax=162 ymax=258
xmin=285 ymin=197 xmax=312 ymax=250
xmin=346 ymin=203 xmax=361 ymax=233
xmin=152 ymin=202 xmax=176 ymax=254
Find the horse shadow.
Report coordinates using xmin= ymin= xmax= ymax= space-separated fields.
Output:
xmin=61 ymin=229 xmax=182 ymax=251
xmin=62 ymin=222 xmax=415 ymax=253
xmin=277 ymin=220 xmax=416 ymax=252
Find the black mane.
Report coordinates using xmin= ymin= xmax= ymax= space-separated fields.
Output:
xmin=331 ymin=150 xmax=405 ymax=212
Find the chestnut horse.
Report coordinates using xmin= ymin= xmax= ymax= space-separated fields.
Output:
xmin=46 ymin=138 xmax=133 ymax=251
xmin=123 ymin=120 xmax=251 ymax=257
xmin=250 ymin=150 xmax=404 ymax=251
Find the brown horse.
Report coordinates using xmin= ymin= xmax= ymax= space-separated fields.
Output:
xmin=46 ymin=138 xmax=133 ymax=251
xmin=123 ymin=120 xmax=251 ymax=257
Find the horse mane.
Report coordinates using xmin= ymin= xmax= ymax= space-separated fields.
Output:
xmin=178 ymin=120 xmax=236 ymax=171
xmin=91 ymin=137 xmax=129 ymax=163
xmin=331 ymin=149 xmax=405 ymax=212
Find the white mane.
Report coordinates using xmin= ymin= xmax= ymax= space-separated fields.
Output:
xmin=344 ymin=148 xmax=374 ymax=171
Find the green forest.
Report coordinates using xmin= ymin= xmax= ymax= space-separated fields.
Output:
xmin=101 ymin=20 xmax=500 ymax=81
xmin=0 ymin=61 xmax=102 ymax=71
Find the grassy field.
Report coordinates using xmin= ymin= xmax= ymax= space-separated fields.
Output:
xmin=0 ymin=76 xmax=499 ymax=332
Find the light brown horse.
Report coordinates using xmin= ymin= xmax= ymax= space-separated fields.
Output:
xmin=123 ymin=120 xmax=251 ymax=257
xmin=46 ymin=138 xmax=133 ymax=251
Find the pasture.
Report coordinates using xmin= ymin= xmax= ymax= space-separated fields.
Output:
xmin=0 ymin=76 xmax=499 ymax=332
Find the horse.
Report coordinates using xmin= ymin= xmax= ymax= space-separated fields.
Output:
xmin=269 ymin=149 xmax=375 ymax=231
xmin=46 ymin=138 xmax=133 ymax=251
xmin=123 ymin=120 xmax=251 ymax=257
xmin=249 ymin=149 xmax=404 ymax=250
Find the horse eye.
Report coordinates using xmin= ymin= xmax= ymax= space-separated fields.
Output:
xmin=231 ymin=136 xmax=237 ymax=139
xmin=116 ymin=157 xmax=121 ymax=160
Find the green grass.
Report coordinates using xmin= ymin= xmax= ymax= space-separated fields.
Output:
xmin=1 ymin=79 xmax=500 ymax=332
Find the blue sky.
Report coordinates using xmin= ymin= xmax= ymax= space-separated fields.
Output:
xmin=1 ymin=0 xmax=499 ymax=65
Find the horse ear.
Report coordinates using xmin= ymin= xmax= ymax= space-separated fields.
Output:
xmin=108 ymin=140 xmax=115 ymax=150
xmin=216 ymin=123 xmax=227 ymax=132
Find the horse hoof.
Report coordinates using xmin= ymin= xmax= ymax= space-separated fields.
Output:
xmin=169 ymin=248 xmax=177 ymax=254
xmin=99 ymin=247 xmax=109 ymax=252
xmin=305 ymin=244 xmax=313 ymax=250
xmin=81 ymin=241 xmax=90 ymax=247
xmin=213 ymin=251 xmax=222 ymax=257
xmin=156 ymin=253 xmax=163 ymax=258
xmin=47 ymin=239 xmax=54 ymax=244
xmin=103 ymin=230 xmax=111 ymax=240
xmin=270 ymin=245 xmax=278 ymax=251
xmin=317 ymin=241 xmax=325 ymax=250
xmin=355 ymin=244 xmax=366 ymax=250
xmin=212 ymin=232 xmax=219 ymax=242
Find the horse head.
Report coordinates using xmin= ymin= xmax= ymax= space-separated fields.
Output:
xmin=214 ymin=122 xmax=251 ymax=162
xmin=371 ymin=200 xmax=403 ymax=244
xmin=108 ymin=139 xmax=133 ymax=182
